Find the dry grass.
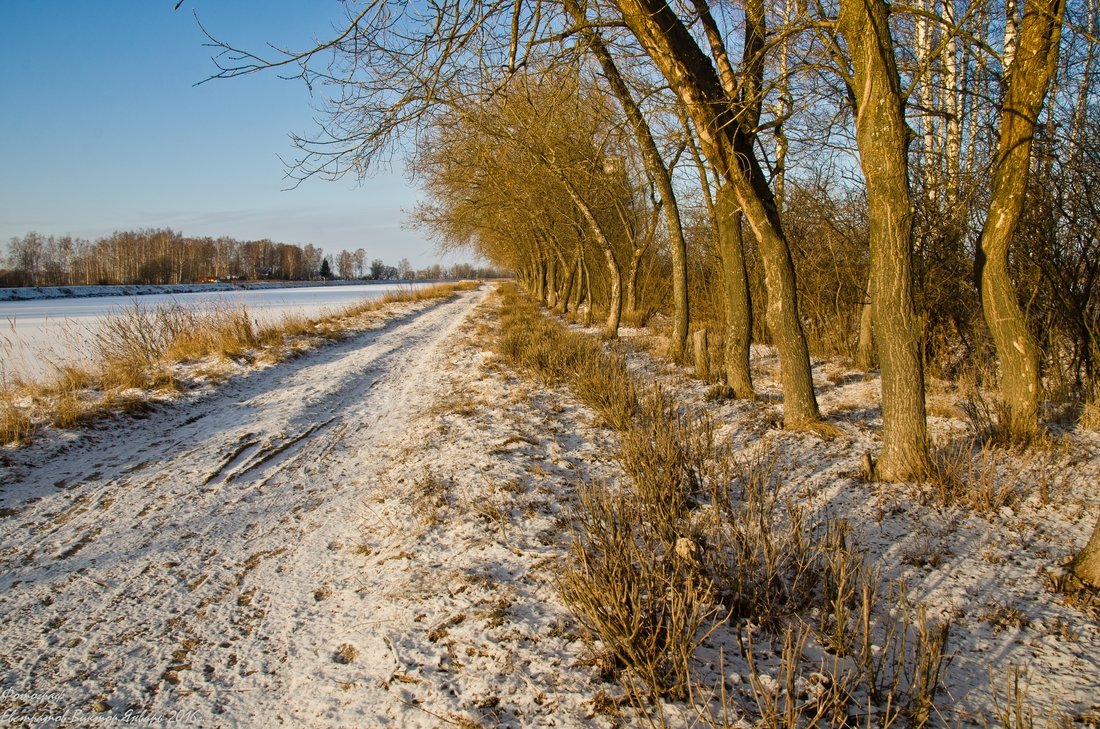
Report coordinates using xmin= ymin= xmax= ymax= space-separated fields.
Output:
xmin=496 ymin=283 xmax=955 ymax=721
xmin=957 ymin=372 xmax=1062 ymax=449
xmin=928 ymin=399 xmax=966 ymax=420
xmin=0 ymin=282 xmax=475 ymax=447
xmin=333 ymin=642 xmax=359 ymax=664
xmin=926 ymin=442 xmax=1021 ymax=514
xmin=1080 ymin=380 xmax=1100 ymax=432
xmin=496 ymin=285 xmax=637 ymax=430
xmin=0 ymin=393 xmax=35 ymax=445
xmin=412 ymin=473 xmax=450 ymax=526
xmin=986 ymin=665 xmax=1083 ymax=729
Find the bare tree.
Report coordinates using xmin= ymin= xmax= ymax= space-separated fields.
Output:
xmin=564 ymin=0 xmax=690 ymax=353
xmin=397 ymin=258 xmax=413 ymax=280
xmin=607 ymin=0 xmax=821 ymax=426
xmin=337 ymin=249 xmax=355 ymax=279
xmin=202 ymin=0 xmax=821 ymax=425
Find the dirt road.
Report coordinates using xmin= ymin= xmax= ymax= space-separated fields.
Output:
xmin=0 ymin=286 xmax=616 ymax=727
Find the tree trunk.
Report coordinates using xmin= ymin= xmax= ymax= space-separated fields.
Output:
xmin=733 ymin=174 xmax=819 ymax=425
xmin=546 ymin=256 xmax=559 ymax=309
xmin=534 ymin=258 xmax=547 ymax=303
xmin=581 ymin=254 xmax=594 ymax=326
xmin=1004 ymin=0 xmax=1020 ymax=71
xmin=570 ymin=247 xmax=584 ymax=313
xmin=856 ymin=290 xmax=876 ymax=370
xmin=694 ymin=329 xmax=710 ymax=381
xmin=941 ymin=0 xmax=962 ymax=203
xmin=603 ymin=247 xmax=623 ymax=339
xmin=772 ymin=0 xmax=793 ymax=213
xmin=1071 ymin=512 xmax=1100 ymax=589
xmin=559 ymin=254 xmax=578 ymax=315
xmin=625 ymin=246 xmax=643 ymax=321
xmin=716 ymin=186 xmax=754 ymax=398
xmin=566 ymin=3 xmax=690 ymax=354
xmin=915 ymin=0 xmax=940 ymax=206
xmin=550 ymin=164 xmax=622 ymax=338
xmin=613 ymin=0 xmax=820 ymax=426
xmin=977 ymin=0 xmax=1065 ymax=440
xmin=839 ymin=0 xmax=932 ymax=480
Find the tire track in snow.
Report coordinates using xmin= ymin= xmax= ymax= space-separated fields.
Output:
xmin=0 ymin=287 xmax=488 ymax=719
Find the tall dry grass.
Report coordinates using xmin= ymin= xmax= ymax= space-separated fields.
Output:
xmin=0 ymin=393 xmax=35 ymax=445
xmin=91 ymin=302 xmax=261 ymax=390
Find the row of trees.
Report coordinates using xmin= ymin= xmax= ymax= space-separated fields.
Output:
xmin=2 ymin=229 xmax=492 ymax=286
xmin=3 ymin=229 xmax=330 ymax=286
xmin=208 ymin=1 xmax=1098 ymax=580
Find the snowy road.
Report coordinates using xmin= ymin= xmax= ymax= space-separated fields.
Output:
xmin=1 ymin=288 xmax=490 ymax=721
xmin=0 ymin=286 xmax=616 ymax=727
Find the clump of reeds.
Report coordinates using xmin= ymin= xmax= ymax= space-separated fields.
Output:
xmin=93 ymin=302 xmax=262 ymax=389
xmin=0 ymin=392 xmax=35 ymax=445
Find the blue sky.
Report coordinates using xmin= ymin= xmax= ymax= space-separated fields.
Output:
xmin=0 ymin=2 xmax=449 ymax=268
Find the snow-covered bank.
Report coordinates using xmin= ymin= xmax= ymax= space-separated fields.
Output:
xmin=0 ymin=281 xmax=443 ymax=381
xmin=0 ymin=279 xmax=431 ymax=302
xmin=597 ymin=322 xmax=1100 ymax=725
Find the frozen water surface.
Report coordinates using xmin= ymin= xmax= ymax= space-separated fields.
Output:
xmin=0 ymin=283 xmax=429 ymax=380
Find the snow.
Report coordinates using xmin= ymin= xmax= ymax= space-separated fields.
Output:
xmin=0 ymin=282 xmax=434 ymax=381
xmin=0 ymin=286 xmax=626 ymax=727
xmin=606 ymin=324 xmax=1100 ymax=724
xmin=0 ymin=284 xmax=1097 ymax=727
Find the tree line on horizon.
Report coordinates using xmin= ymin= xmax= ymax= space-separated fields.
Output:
xmin=1 ymin=228 xmax=500 ymax=287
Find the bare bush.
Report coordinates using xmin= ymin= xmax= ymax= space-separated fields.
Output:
xmin=615 ymin=388 xmax=714 ymax=540
xmin=560 ymin=482 xmax=718 ymax=700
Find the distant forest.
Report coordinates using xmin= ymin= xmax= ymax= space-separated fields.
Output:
xmin=1 ymin=229 xmax=501 ymax=287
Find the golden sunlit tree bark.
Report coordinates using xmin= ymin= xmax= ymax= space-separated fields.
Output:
xmin=716 ymin=185 xmax=754 ymax=398
xmin=838 ymin=0 xmax=933 ymax=480
xmin=677 ymin=109 xmax=754 ymax=396
xmin=1071 ymin=512 xmax=1100 ymax=589
xmin=610 ymin=0 xmax=821 ymax=426
xmin=976 ymin=0 xmax=1066 ymax=440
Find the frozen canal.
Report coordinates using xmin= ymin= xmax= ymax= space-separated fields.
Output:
xmin=0 ymin=283 xmax=430 ymax=382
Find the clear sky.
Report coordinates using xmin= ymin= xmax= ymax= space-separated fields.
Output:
xmin=0 ymin=2 xmax=450 ymax=268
